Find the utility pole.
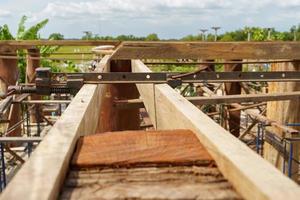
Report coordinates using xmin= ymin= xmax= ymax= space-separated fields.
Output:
xmin=247 ymin=32 xmax=251 ymax=41
xmin=266 ymin=28 xmax=272 ymax=40
xmin=200 ymin=29 xmax=208 ymax=41
xmin=83 ymin=31 xmax=92 ymax=40
xmin=211 ymin=27 xmax=221 ymax=42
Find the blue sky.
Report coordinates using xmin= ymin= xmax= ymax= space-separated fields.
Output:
xmin=1 ymin=0 xmax=300 ymax=39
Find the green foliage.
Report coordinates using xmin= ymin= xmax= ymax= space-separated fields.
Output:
xmin=0 ymin=15 xmax=71 ymax=82
xmin=181 ymin=34 xmax=201 ymax=41
xmin=150 ymin=65 xmax=197 ymax=72
xmin=48 ymin=33 xmax=64 ymax=40
xmin=0 ymin=25 xmax=14 ymax=40
xmin=82 ymin=31 xmax=93 ymax=40
xmin=145 ymin=33 xmax=159 ymax=41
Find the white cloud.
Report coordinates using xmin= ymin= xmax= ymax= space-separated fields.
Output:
xmin=4 ymin=0 xmax=300 ymax=38
xmin=0 ymin=9 xmax=11 ymax=18
xmin=29 ymin=0 xmax=238 ymax=21
xmin=30 ymin=0 xmax=300 ymax=22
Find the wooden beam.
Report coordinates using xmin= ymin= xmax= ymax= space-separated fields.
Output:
xmin=0 ymin=137 xmax=42 ymax=143
xmin=187 ymin=91 xmax=300 ymax=104
xmin=132 ymin=60 xmax=300 ymax=200
xmin=0 ymin=62 xmax=111 ymax=200
xmin=112 ymin=42 xmax=300 ymax=60
xmin=231 ymin=103 xmax=299 ymax=135
xmin=18 ymin=100 xmax=71 ymax=104
xmin=224 ymin=61 xmax=242 ymax=137
xmin=207 ymin=102 xmax=266 ymax=116
xmin=0 ymin=40 xmax=120 ymax=48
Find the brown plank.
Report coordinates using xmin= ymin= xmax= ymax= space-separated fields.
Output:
xmin=112 ymin=42 xmax=300 ymax=60
xmin=0 ymin=40 xmax=120 ymax=48
xmin=71 ymin=130 xmax=213 ymax=168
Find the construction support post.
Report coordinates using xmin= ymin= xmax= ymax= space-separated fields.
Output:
xmin=265 ymin=62 xmax=300 ymax=181
xmin=110 ymin=60 xmax=140 ymax=131
xmin=97 ymin=58 xmax=141 ymax=132
xmin=26 ymin=48 xmax=42 ymax=123
xmin=224 ymin=61 xmax=242 ymax=137
xmin=0 ymin=46 xmax=21 ymax=137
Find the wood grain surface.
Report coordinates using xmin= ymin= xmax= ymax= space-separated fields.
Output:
xmin=60 ymin=166 xmax=242 ymax=200
xmin=71 ymin=130 xmax=213 ymax=168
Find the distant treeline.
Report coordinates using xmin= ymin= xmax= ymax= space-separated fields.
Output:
xmin=82 ymin=26 xmax=300 ymax=41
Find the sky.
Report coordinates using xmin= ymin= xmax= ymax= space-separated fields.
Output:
xmin=1 ymin=0 xmax=300 ymax=39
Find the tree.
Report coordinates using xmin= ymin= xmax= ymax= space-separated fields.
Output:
xmin=145 ymin=33 xmax=159 ymax=41
xmin=82 ymin=31 xmax=93 ymax=40
xmin=0 ymin=25 xmax=14 ymax=40
xmin=48 ymin=33 xmax=64 ymax=40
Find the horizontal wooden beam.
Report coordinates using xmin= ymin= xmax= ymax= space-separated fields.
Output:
xmin=145 ymin=59 xmax=295 ymax=65
xmin=232 ymin=103 xmax=299 ymax=135
xmin=188 ymin=92 xmax=300 ymax=104
xmin=112 ymin=42 xmax=300 ymax=60
xmin=112 ymin=90 xmax=299 ymax=109
xmin=132 ymin=59 xmax=300 ymax=200
xmin=0 ymin=137 xmax=42 ymax=143
xmin=0 ymin=40 xmax=120 ymax=48
xmin=17 ymin=100 xmax=71 ymax=104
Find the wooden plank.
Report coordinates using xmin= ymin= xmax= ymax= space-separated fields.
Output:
xmin=60 ymin=166 xmax=241 ymax=200
xmin=113 ymin=41 xmax=300 ymax=60
xmin=0 ymin=137 xmax=42 ymax=143
xmin=224 ymin=62 xmax=242 ymax=137
xmin=0 ymin=96 xmax=12 ymax=117
xmin=187 ymin=91 xmax=300 ymax=104
xmin=132 ymin=60 xmax=156 ymax=128
xmin=0 ymin=56 xmax=111 ymax=199
xmin=132 ymin=60 xmax=300 ymax=200
xmin=19 ymin=100 xmax=71 ymax=104
xmin=71 ymin=130 xmax=213 ymax=168
xmin=0 ymin=40 xmax=120 ymax=48
xmin=113 ymin=91 xmax=296 ymax=109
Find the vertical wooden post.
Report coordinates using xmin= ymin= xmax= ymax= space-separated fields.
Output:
xmin=0 ymin=46 xmax=21 ymax=136
xmin=97 ymin=59 xmax=140 ymax=132
xmin=224 ymin=62 xmax=242 ymax=137
xmin=265 ymin=62 xmax=300 ymax=181
xmin=110 ymin=60 xmax=140 ymax=130
xmin=26 ymin=48 xmax=40 ymax=83
xmin=26 ymin=48 xmax=42 ymax=123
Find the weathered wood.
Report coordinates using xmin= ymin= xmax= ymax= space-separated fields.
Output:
xmin=265 ymin=62 xmax=300 ymax=180
xmin=145 ymin=59 xmax=295 ymax=65
xmin=60 ymin=166 xmax=241 ymax=200
xmin=0 ymin=96 xmax=13 ymax=117
xmin=207 ymin=103 xmax=266 ymax=116
xmin=113 ymin=93 xmax=285 ymax=109
xmin=225 ymin=62 xmax=242 ymax=137
xmin=188 ymin=91 xmax=300 ymax=104
xmin=0 ymin=40 xmax=120 ymax=48
xmin=0 ymin=47 xmax=21 ymax=136
xmin=0 ymin=137 xmax=42 ymax=143
xmin=132 ymin=60 xmax=300 ymax=200
xmin=109 ymin=60 xmax=140 ymax=130
xmin=71 ymin=130 xmax=213 ymax=168
xmin=19 ymin=100 xmax=71 ymax=104
xmin=112 ymin=42 xmax=300 ymax=60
